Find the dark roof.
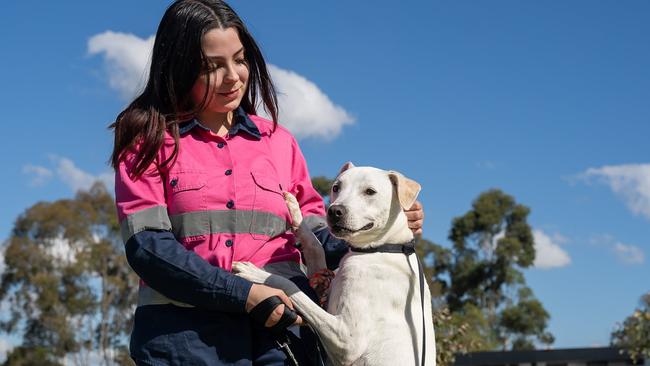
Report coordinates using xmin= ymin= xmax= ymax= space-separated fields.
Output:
xmin=454 ymin=347 xmax=639 ymax=366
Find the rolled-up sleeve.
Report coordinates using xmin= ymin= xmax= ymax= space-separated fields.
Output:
xmin=115 ymin=153 xmax=171 ymax=241
xmin=115 ymin=150 xmax=252 ymax=313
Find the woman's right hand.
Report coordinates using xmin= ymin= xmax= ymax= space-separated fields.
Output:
xmin=245 ymin=283 xmax=303 ymax=327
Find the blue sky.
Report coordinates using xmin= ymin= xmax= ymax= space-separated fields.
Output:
xmin=1 ymin=0 xmax=649 ymax=357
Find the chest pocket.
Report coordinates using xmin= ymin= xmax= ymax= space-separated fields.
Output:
xmin=250 ymin=171 xmax=290 ymax=240
xmin=167 ymin=171 xmax=209 ymax=241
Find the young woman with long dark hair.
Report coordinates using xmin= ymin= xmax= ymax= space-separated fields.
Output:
xmin=111 ymin=1 xmax=424 ymax=364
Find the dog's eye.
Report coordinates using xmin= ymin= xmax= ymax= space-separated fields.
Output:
xmin=332 ymin=184 xmax=340 ymax=193
xmin=365 ymin=188 xmax=377 ymax=195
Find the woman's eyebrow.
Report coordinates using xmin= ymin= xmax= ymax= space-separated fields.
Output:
xmin=206 ymin=47 xmax=245 ymax=61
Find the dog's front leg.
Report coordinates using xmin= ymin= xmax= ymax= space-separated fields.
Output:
xmin=232 ymin=262 xmax=366 ymax=365
xmin=294 ymin=224 xmax=328 ymax=277
xmin=284 ymin=192 xmax=327 ymax=276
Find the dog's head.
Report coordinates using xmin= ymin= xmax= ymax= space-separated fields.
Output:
xmin=327 ymin=162 xmax=421 ymax=246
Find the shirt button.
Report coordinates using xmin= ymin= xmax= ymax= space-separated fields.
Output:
xmin=226 ymin=200 xmax=234 ymax=209
xmin=170 ymin=178 xmax=178 ymax=187
xmin=217 ymin=142 xmax=225 ymax=148
xmin=225 ymin=239 xmax=233 ymax=247
xmin=225 ymin=169 xmax=232 ymax=176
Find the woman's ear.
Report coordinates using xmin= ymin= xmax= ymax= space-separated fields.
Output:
xmin=388 ymin=171 xmax=421 ymax=209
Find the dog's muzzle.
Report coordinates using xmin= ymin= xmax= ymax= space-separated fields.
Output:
xmin=327 ymin=204 xmax=347 ymax=224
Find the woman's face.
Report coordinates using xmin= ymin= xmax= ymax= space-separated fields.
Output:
xmin=191 ymin=27 xmax=249 ymax=115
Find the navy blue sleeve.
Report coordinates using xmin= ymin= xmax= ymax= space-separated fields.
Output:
xmin=125 ymin=229 xmax=253 ymax=313
xmin=313 ymin=227 xmax=349 ymax=270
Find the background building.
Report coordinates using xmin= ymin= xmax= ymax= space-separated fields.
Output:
xmin=455 ymin=347 xmax=648 ymax=366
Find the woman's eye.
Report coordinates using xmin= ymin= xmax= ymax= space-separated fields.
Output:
xmin=332 ymin=185 xmax=340 ymax=193
xmin=202 ymin=63 xmax=220 ymax=73
xmin=365 ymin=188 xmax=376 ymax=195
xmin=236 ymin=58 xmax=247 ymax=65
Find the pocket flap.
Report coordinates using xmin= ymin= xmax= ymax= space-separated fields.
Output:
xmin=251 ymin=171 xmax=283 ymax=194
xmin=169 ymin=172 xmax=207 ymax=193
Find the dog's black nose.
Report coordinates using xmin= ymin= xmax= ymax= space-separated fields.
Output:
xmin=328 ymin=205 xmax=347 ymax=221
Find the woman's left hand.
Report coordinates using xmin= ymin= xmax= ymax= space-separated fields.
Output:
xmin=404 ymin=201 xmax=424 ymax=236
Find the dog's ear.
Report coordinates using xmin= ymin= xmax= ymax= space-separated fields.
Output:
xmin=388 ymin=171 xmax=421 ymax=209
xmin=338 ymin=161 xmax=355 ymax=176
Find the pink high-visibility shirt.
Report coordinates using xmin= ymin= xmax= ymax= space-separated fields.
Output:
xmin=115 ymin=112 xmax=326 ymax=273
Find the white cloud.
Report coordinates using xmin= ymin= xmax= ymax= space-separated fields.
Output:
xmin=533 ymin=229 xmax=571 ymax=269
xmin=613 ymin=242 xmax=645 ymax=265
xmin=261 ymin=64 xmax=355 ymax=140
xmin=48 ymin=155 xmax=114 ymax=194
xmin=22 ymin=164 xmax=53 ymax=186
xmin=23 ymin=157 xmax=113 ymax=193
xmin=87 ymin=31 xmax=154 ymax=100
xmin=590 ymin=234 xmax=645 ymax=266
xmin=87 ymin=31 xmax=354 ymax=140
xmin=582 ymin=163 xmax=650 ymax=220
xmin=479 ymin=230 xmax=571 ymax=270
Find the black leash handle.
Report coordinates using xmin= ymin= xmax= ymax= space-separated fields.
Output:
xmin=249 ymin=295 xmax=298 ymax=334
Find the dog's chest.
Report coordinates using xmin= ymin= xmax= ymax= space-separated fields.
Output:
xmin=327 ymin=253 xmax=416 ymax=317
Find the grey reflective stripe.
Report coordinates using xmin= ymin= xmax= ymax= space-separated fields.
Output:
xmin=263 ymin=261 xmax=307 ymax=279
xmin=169 ymin=210 xmax=290 ymax=239
xmin=303 ymin=215 xmax=327 ymax=232
xmin=120 ymin=205 xmax=172 ymax=243
xmin=136 ymin=261 xmax=305 ymax=308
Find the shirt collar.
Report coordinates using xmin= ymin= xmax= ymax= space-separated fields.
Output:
xmin=178 ymin=107 xmax=261 ymax=140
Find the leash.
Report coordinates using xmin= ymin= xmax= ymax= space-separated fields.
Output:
xmin=350 ymin=239 xmax=427 ymax=366
xmin=276 ymin=334 xmax=300 ymax=366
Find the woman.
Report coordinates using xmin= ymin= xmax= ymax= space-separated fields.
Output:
xmin=111 ymin=1 xmax=425 ymax=365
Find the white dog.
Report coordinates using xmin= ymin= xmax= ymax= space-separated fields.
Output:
xmin=233 ymin=163 xmax=435 ymax=366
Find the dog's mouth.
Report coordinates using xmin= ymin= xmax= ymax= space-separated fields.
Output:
xmin=331 ymin=222 xmax=374 ymax=234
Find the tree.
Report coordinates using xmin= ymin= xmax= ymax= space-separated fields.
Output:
xmin=433 ymin=306 xmax=484 ymax=366
xmin=498 ymin=287 xmax=554 ymax=350
xmin=0 ymin=182 xmax=137 ymax=365
xmin=311 ymin=176 xmax=334 ymax=203
xmin=2 ymin=346 xmax=62 ymax=366
xmin=417 ymin=238 xmax=485 ymax=366
xmin=611 ymin=292 xmax=650 ymax=363
xmin=444 ymin=189 xmax=552 ymax=350
xmin=415 ymin=238 xmax=451 ymax=305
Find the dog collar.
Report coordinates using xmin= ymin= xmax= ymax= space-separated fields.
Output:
xmin=349 ymin=239 xmax=417 ymax=255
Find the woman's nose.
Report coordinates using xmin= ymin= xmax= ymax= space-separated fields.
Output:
xmin=223 ymin=63 xmax=239 ymax=83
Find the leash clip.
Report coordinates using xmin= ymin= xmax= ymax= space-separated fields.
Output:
xmin=276 ymin=334 xmax=300 ymax=366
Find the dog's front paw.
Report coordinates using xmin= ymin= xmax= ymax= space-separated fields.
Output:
xmin=232 ymin=262 xmax=272 ymax=284
xmin=283 ymin=191 xmax=303 ymax=229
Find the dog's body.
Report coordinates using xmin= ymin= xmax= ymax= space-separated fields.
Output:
xmin=234 ymin=164 xmax=436 ymax=366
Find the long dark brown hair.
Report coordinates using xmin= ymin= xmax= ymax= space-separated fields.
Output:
xmin=110 ymin=0 xmax=278 ymax=178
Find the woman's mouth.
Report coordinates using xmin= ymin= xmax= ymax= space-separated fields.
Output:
xmin=218 ymin=88 xmax=240 ymax=99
